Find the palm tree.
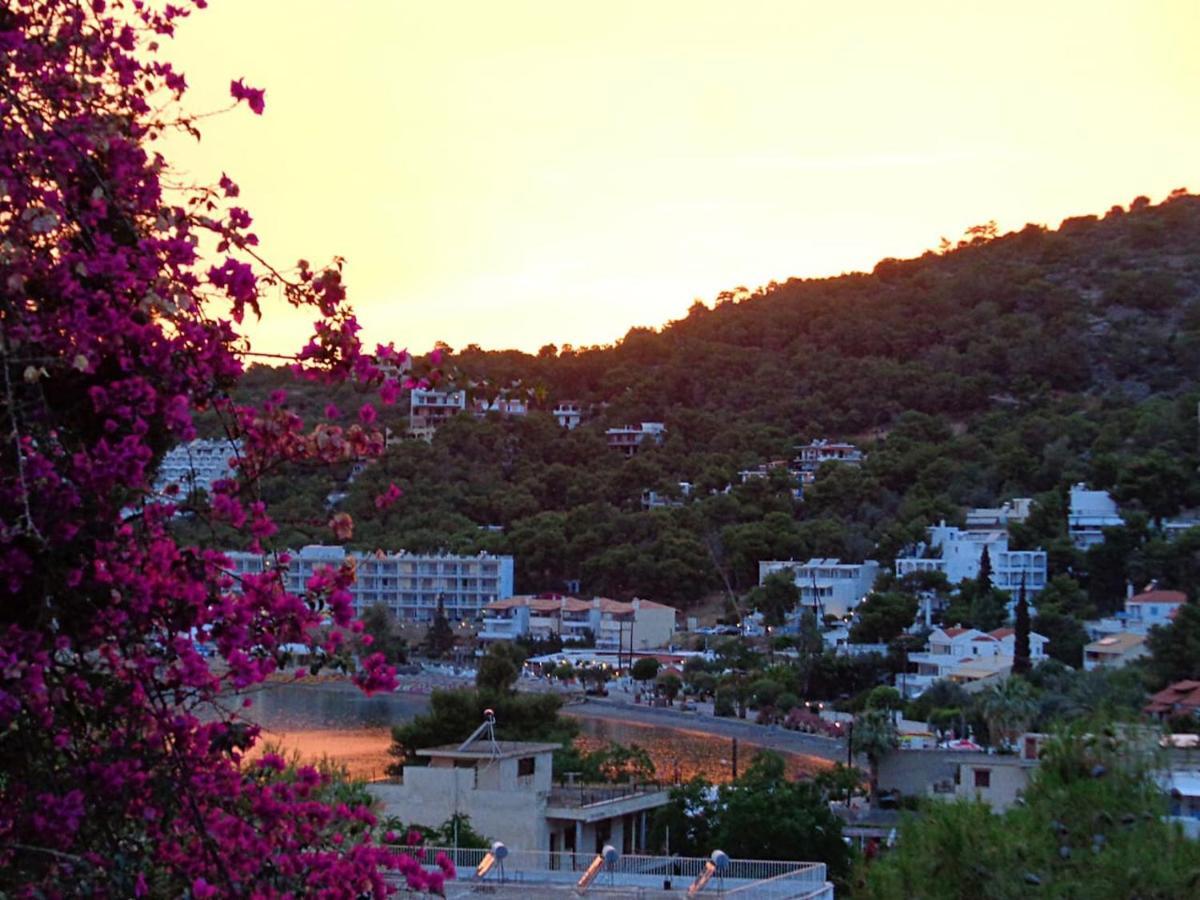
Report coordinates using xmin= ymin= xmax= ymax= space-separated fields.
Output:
xmin=851 ymin=709 xmax=900 ymax=805
xmin=979 ymin=677 xmax=1038 ymax=749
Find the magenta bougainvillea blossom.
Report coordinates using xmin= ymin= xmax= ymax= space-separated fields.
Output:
xmin=0 ymin=0 xmax=446 ymax=894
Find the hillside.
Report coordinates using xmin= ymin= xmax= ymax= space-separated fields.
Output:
xmin=200 ymin=192 xmax=1200 ymax=616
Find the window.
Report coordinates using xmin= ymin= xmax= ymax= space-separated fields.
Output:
xmin=517 ymin=757 xmax=536 ymax=777
xmin=973 ymin=768 xmax=991 ymax=789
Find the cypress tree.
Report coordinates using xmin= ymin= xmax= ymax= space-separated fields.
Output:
xmin=1012 ymin=578 xmax=1032 ymax=676
xmin=978 ymin=545 xmax=994 ymax=594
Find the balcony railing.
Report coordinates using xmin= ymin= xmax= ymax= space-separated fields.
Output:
xmin=405 ymin=846 xmax=827 ymax=889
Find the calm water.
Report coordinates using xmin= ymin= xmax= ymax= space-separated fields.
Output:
xmin=234 ymin=682 xmax=825 ymax=783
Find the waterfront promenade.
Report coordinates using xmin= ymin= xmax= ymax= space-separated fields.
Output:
xmin=565 ymin=694 xmax=848 ymax=764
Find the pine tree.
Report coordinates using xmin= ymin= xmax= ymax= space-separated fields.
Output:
xmin=1012 ymin=578 xmax=1032 ymax=676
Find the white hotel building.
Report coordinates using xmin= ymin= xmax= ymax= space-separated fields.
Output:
xmin=224 ymin=545 xmax=515 ymax=623
xmin=895 ymin=523 xmax=1047 ymax=598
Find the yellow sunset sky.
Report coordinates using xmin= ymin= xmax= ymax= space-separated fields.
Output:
xmin=166 ymin=1 xmax=1200 ymax=357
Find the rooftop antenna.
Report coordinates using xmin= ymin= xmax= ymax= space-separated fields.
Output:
xmin=458 ymin=708 xmax=500 ymax=758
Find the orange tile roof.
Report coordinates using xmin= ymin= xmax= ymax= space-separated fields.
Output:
xmin=990 ymin=628 xmax=1015 ymax=639
xmin=1129 ymin=590 xmax=1187 ymax=605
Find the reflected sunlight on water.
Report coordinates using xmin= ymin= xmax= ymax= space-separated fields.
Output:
xmin=238 ymin=683 xmax=829 ymax=783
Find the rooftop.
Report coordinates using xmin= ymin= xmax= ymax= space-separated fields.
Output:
xmin=1086 ymin=632 xmax=1146 ymax=653
xmin=417 ymin=741 xmax=561 ymax=762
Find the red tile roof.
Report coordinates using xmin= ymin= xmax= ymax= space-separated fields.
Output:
xmin=942 ymin=627 xmax=970 ymax=638
xmin=1145 ymin=680 xmax=1200 ymax=716
xmin=1128 ymin=590 xmax=1187 ymax=605
xmin=990 ymin=628 xmax=1015 ymax=639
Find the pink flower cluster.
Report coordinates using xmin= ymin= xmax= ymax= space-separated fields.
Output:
xmin=0 ymin=1 xmax=440 ymax=895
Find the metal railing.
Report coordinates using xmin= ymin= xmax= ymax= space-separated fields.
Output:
xmin=410 ymin=846 xmax=826 ymax=885
xmin=546 ymin=781 xmax=667 ymax=808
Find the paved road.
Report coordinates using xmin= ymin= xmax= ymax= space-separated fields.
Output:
xmin=564 ymin=696 xmax=849 ymax=764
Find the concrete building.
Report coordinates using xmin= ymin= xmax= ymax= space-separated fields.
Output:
xmin=903 ymin=626 xmax=1048 ymax=698
xmin=1068 ymin=484 xmax=1125 ymax=549
xmin=758 ymin=558 xmax=880 ymax=620
xmin=877 ymin=734 xmax=1046 ymax=812
xmin=1083 ymin=632 xmax=1149 ymax=672
xmin=409 ymin=388 xmax=467 ymax=440
xmin=369 ymin=730 xmax=670 ymax=858
xmin=894 ymin=523 xmax=1047 ymax=599
xmin=552 ymin=401 xmax=582 ymax=430
xmin=479 ymin=595 xmax=677 ymax=651
xmin=605 ymin=422 xmax=666 ymax=456
xmin=154 ymin=438 xmax=241 ymax=496
xmin=224 ymin=545 xmax=514 ymax=623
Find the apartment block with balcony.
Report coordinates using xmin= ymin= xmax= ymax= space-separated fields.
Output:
xmin=479 ymin=595 xmax=677 ymax=650
xmin=605 ymin=422 xmax=665 ymax=456
xmin=758 ymin=558 xmax=880 ymax=620
xmin=895 ymin=523 xmax=1047 ymax=599
xmin=408 ymin=388 xmax=467 ymax=441
xmin=223 ymin=545 xmax=514 ymax=623
xmin=154 ymin=438 xmax=242 ymax=497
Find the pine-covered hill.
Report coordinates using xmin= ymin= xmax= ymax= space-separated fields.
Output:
xmin=211 ymin=193 xmax=1200 ymax=613
xmin=456 ymin=191 xmax=1200 ymax=433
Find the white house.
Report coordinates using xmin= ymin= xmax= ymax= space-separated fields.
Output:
xmin=1085 ymin=588 xmax=1188 ymax=640
xmin=794 ymin=439 xmax=864 ymax=482
xmin=224 ymin=546 xmax=514 ymax=623
xmin=408 ymin=388 xmax=467 ymax=440
xmin=1068 ymin=484 xmax=1125 ymax=549
xmin=759 ymin=558 xmax=880 ymax=620
xmin=605 ymin=423 xmax=666 ymax=456
xmin=895 ymin=523 xmax=1047 ymax=601
xmin=903 ymin=626 xmax=1048 ymax=697
xmin=552 ymin=401 xmax=582 ymax=430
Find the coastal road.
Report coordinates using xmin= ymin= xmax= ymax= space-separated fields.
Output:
xmin=564 ymin=697 xmax=849 ymax=764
